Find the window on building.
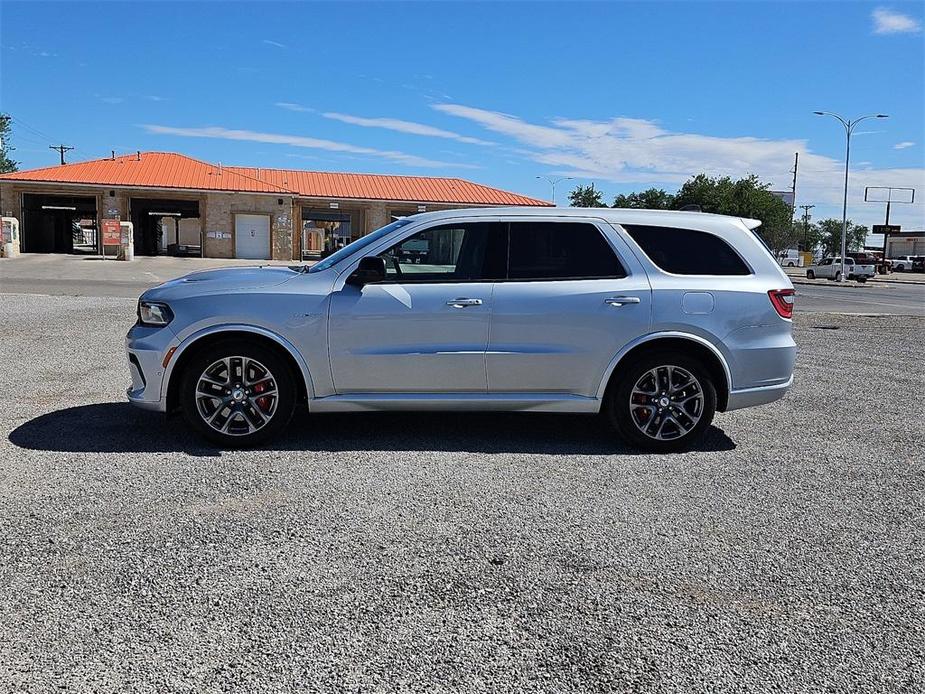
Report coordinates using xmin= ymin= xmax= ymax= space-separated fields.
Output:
xmin=378 ymin=222 xmax=506 ymax=282
xmin=622 ymin=225 xmax=751 ymax=275
xmin=507 ymin=222 xmax=626 ymax=280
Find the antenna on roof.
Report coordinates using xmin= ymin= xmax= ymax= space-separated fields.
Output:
xmin=111 ymin=150 xmax=115 ymax=160
xmin=218 ymin=162 xmax=222 ymax=175
xmin=256 ymin=167 xmax=260 ymax=179
xmin=136 ymin=151 xmax=141 ymax=161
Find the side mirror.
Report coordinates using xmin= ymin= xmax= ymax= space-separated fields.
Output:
xmin=346 ymin=255 xmax=386 ymax=286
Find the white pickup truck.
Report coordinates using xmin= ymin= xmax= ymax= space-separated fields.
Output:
xmin=806 ymin=257 xmax=875 ymax=282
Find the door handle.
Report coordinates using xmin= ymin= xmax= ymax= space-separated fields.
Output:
xmin=604 ymin=296 xmax=641 ymax=307
xmin=446 ymin=298 xmax=483 ymax=308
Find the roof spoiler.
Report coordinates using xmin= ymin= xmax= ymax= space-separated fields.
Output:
xmin=741 ymin=217 xmax=762 ymax=230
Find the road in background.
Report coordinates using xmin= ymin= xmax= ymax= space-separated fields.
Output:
xmin=794 ymin=283 xmax=925 ymax=316
xmin=3 ymin=254 xmax=923 ymax=314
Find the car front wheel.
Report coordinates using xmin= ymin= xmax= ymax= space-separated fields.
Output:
xmin=605 ymin=352 xmax=717 ymax=453
xmin=180 ymin=339 xmax=296 ymax=447
xmin=806 ymin=270 xmax=815 ymax=279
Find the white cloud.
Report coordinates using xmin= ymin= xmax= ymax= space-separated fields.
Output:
xmin=894 ymin=141 xmax=916 ymax=149
xmin=275 ymin=102 xmax=315 ymax=113
xmin=141 ymin=124 xmax=478 ymax=169
xmin=434 ymin=103 xmax=925 ymax=228
xmin=872 ymin=7 xmax=922 ymax=34
xmin=322 ymin=111 xmax=494 ymax=145
xmin=262 ymin=39 xmax=287 ymax=48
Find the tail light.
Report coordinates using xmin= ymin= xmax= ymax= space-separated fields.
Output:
xmin=768 ymin=289 xmax=795 ymax=319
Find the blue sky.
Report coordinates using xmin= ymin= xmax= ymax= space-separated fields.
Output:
xmin=2 ymin=0 xmax=924 ymax=230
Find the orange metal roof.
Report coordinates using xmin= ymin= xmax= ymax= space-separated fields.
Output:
xmin=0 ymin=151 xmax=551 ymax=206
xmin=0 ymin=152 xmax=290 ymax=194
xmin=225 ymin=166 xmax=550 ymax=206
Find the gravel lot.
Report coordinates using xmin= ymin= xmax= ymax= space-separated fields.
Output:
xmin=1 ymin=293 xmax=922 ymax=693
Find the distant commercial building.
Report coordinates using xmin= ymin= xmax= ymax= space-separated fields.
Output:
xmin=884 ymin=230 xmax=925 ymax=258
xmin=0 ymin=152 xmax=549 ymax=260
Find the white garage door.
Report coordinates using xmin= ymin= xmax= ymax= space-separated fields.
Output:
xmin=234 ymin=214 xmax=271 ymax=259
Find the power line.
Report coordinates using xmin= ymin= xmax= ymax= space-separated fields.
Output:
xmin=8 ymin=114 xmax=57 ymax=142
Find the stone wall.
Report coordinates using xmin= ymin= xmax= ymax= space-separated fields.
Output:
xmin=202 ymin=193 xmax=294 ymax=260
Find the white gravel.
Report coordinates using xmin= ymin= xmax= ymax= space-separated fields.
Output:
xmin=1 ymin=293 xmax=923 ymax=693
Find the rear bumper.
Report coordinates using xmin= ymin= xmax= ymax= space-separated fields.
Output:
xmin=726 ymin=375 xmax=792 ymax=411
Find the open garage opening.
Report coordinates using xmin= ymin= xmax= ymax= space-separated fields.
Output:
xmin=129 ymin=198 xmax=201 ymax=257
xmin=21 ymin=193 xmax=98 ymax=254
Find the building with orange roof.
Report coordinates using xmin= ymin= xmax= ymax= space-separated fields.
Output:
xmin=0 ymin=151 xmax=550 ymax=260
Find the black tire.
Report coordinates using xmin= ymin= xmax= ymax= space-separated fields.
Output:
xmin=835 ymin=271 xmax=842 ymax=282
xmin=604 ymin=351 xmax=717 ymax=453
xmin=180 ymin=339 xmax=296 ymax=447
xmin=806 ymin=270 xmax=815 ymax=279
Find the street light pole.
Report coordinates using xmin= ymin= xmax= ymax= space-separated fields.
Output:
xmin=536 ymin=175 xmax=574 ymax=206
xmin=813 ymin=111 xmax=889 ymax=281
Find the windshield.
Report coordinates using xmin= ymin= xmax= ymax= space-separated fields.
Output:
xmin=307 ymin=219 xmax=412 ymax=273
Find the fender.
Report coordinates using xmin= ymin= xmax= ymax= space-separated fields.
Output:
xmin=594 ymin=331 xmax=733 ymax=400
xmin=160 ymin=323 xmax=316 ymax=402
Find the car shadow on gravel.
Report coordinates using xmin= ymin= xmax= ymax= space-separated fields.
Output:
xmin=9 ymin=402 xmax=736 ymax=456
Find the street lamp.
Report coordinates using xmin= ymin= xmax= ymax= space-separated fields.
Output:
xmin=813 ymin=111 xmax=888 ymax=281
xmin=536 ymin=175 xmax=574 ymax=206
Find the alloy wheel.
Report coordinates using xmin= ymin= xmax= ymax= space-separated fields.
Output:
xmin=629 ymin=365 xmax=704 ymax=441
xmin=195 ymin=356 xmax=278 ymax=436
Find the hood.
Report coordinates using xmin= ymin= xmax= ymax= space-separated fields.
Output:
xmin=142 ymin=265 xmax=300 ymax=301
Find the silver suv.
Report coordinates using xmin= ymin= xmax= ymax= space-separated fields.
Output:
xmin=126 ymin=208 xmax=796 ymax=452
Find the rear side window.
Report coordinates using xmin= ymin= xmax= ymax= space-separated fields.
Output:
xmin=623 ymin=225 xmax=751 ymax=275
xmin=508 ymin=222 xmax=626 ymax=280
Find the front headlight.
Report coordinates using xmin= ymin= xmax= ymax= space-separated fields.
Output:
xmin=137 ymin=300 xmax=174 ymax=326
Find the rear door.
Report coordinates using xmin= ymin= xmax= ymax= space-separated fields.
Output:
xmin=486 ymin=219 xmax=651 ymax=397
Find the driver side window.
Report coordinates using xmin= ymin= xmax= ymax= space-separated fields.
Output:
xmin=378 ymin=222 xmax=506 ymax=282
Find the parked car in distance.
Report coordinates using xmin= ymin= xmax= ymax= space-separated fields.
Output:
xmin=126 ymin=208 xmax=796 ymax=452
xmin=777 ymin=249 xmax=803 ymax=267
xmin=913 ymin=256 xmax=925 ymax=273
xmin=807 ymin=256 xmax=875 ymax=282
xmin=891 ymin=255 xmax=919 ymax=272
xmin=848 ymin=250 xmax=890 ymax=275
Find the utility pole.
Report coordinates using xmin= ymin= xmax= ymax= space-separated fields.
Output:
xmin=799 ymin=204 xmax=815 ymax=251
xmin=49 ymin=144 xmax=74 ymax=165
xmin=790 ymin=152 xmax=799 ymax=222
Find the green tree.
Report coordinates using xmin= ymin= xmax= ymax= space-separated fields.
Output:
xmin=568 ymin=184 xmax=606 ymax=208
xmin=673 ymin=174 xmax=795 ymax=252
xmin=815 ymin=218 xmax=869 ymax=257
xmin=0 ymin=114 xmax=18 ymax=173
xmin=612 ymin=188 xmax=675 ymax=209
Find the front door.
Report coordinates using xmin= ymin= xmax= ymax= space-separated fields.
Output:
xmin=486 ymin=220 xmax=652 ymax=397
xmin=328 ymin=221 xmax=506 ymax=393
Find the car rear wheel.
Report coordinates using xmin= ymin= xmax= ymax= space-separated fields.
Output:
xmin=605 ymin=352 xmax=717 ymax=453
xmin=806 ymin=270 xmax=815 ymax=279
xmin=180 ymin=339 xmax=296 ymax=447
xmin=835 ymin=271 xmax=842 ymax=282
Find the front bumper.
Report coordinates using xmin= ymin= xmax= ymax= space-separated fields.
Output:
xmin=125 ymin=322 xmax=178 ymax=413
